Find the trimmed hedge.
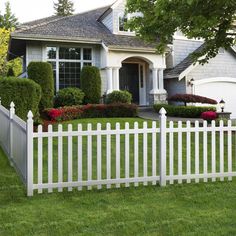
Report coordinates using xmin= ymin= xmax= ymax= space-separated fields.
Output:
xmin=0 ymin=77 xmax=41 ymax=120
xmin=168 ymin=94 xmax=217 ymax=105
xmin=106 ymin=90 xmax=132 ymax=104
xmin=54 ymin=87 xmax=85 ymax=107
xmin=44 ymin=103 xmax=138 ymax=121
xmin=27 ymin=62 xmax=54 ymax=110
xmin=81 ymin=66 xmax=101 ymax=104
xmin=154 ymin=104 xmax=216 ymax=118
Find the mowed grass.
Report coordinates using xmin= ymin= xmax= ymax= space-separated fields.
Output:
xmin=1 ymin=146 xmax=236 ymax=235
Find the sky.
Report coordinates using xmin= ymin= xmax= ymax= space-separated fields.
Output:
xmin=0 ymin=0 xmax=115 ymax=23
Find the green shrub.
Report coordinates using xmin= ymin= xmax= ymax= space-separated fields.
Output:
xmin=153 ymin=104 xmax=216 ymax=118
xmin=106 ymin=90 xmax=132 ymax=104
xmin=81 ymin=66 xmax=101 ymax=104
xmin=0 ymin=77 xmax=41 ymax=120
xmin=7 ymin=67 xmax=15 ymax=77
xmin=54 ymin=87 xmax=84 ymax=108
xmin=27 ymin=62 xmax=54 ymax=110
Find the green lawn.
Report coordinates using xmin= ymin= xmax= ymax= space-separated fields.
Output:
xmin=1 ymin=146 xmax=236 ymax=235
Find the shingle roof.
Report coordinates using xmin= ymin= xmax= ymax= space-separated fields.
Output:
xmin=12 ymin=7 xmax=156 ymax=50
xmin=164 ymin=44 xmax=205 ymax=79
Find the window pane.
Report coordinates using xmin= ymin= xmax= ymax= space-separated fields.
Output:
xmin=59 ymin=47 xmax=81 ymax=60
xmin=83 ymin=48 xmax=92 ymax=60
xmin=119 ymin=15 xmax=128 ymax=32
xmin=47 ymin=47 xmax=56 ymax=59
xmin=83 ymin=62 xmax=92 ymax=67
xmin=59 ymin=62 xmax=81 ymax=89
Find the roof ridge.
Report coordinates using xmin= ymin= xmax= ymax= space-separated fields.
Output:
xmin=16 ymin=6 xmax=111 ymax=33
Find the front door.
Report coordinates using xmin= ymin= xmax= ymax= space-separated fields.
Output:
xmin=119 ymin=63 xmax=140 ymax=104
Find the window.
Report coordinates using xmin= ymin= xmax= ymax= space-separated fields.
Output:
xmin=46 ymin=46 xmax=92 ymax=91
xmin=119 ymin=14 xmax=128 ymax=32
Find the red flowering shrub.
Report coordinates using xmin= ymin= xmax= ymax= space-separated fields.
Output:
xmin=168 ymin=94 xmax=217 ymax=105
xmin=201 ymin=111 xmax=218 ymax=121
xmin=44 ymin=103 xmax=138 ymax=121
xmin=45 ymin=106 xmax=83 ymax=121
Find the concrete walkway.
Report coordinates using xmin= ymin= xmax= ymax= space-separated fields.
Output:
xmin=138 ymin=109 xmax=204 ymax=123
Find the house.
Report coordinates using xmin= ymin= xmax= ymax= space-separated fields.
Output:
xmin=8 ymin=0 xmax=236 ymax=117
xmin=8 ymin=0 xmax=167 ymax=107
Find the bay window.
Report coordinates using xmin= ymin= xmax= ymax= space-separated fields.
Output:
xmin=47 ymin=46 xmax=93 ymax=91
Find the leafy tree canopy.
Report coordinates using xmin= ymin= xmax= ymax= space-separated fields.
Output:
xmin=54 ymin=0 xmax=75 ymax=16
xmin=0 ymin=1 xmax=19 ymax=29
xmin=126 ymin=0 xmax=236 ymax=64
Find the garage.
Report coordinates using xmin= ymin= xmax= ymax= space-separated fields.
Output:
xmin=194 ymin=78 xmax=236 ymax=118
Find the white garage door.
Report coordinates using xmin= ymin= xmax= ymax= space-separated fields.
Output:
xmin=194 ymin=78 xmax=236 ymax=118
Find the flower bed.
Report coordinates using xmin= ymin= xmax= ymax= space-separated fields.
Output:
xmin=44 ymin=103 xmax=138 ymax=121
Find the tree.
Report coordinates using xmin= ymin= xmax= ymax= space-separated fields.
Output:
xmin=126 ymin=0 xmax=236 ymax=64
xmin=0 ymin=1 xmax=19 ymax=29
xmin=54 ymin=0 xmax=75 ymax=16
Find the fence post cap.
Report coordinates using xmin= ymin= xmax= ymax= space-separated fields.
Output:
xmin=159 ymin=107 xmax=167 ymax=116
xmin=10 ymin=101 xmax=15 ymax=108
xmin=27 ymin=110 xmax=34 ymax=120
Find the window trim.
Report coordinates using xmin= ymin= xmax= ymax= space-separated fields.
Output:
xmin=118 ymin=13 xmax=135 ymax=34
xmin=46 ymin=45 xmax=93 ymax=91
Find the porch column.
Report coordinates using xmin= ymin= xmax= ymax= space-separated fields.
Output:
xmin=150 ymin=68 xmax=159 ymax=94
xmin=158 ymin=69 xmax=166 ymax=93
xmin=149 ymin=67 xmax=167 ymax=105
xmin=113 ymin=67 xmax=120 ymax=90
xmin=106 ymin=67 xmax=113 ymax=94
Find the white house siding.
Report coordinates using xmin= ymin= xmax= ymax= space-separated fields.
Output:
xmin=186 ymin=50 xmax=236 ymax=93
xmin=26 ymin=42 xmax=43 ymax=66
xmin=173 ymin=39 xmax=203 ymax=67
xmin=101 ymin=11 xmax=113 ymax=32
xmin=112 ymin=0 xmax=126 ymax=34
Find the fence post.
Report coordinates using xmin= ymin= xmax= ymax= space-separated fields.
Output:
xmin=27 ymin=111 xmax=34 ymax=197
xmin=159 ymin=107 xmax=167 ymax=186
xmin=9 ymin=102 xmax=15 ymax=166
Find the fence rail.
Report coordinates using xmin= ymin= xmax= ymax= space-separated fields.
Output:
xmin=1 ymin=101 xmax=236 ymax=196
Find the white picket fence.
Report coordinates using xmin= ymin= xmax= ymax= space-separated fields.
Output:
xmin=1 ymin=101 xmax=236 ymax=196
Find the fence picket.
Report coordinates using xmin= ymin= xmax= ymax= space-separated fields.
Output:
xmin=203 ymin=121 xmax=208 ymax=183
xmin=143 ymin=122 xmax=148 ymax=186
xmin=87 ymin=124 xmax=92 ymax=190
xmin=186 ymin=121 xmax=191 ymax=183
xmin=125 ymin=122 xmax=130 ymax=187
xmin=169 ymin=121 xmax=174 ymax=184
xmin=211 ymin=121 xmax=216 ymax=182
xmin=106 ymin=123 xmax=111 ymax=189
xmin=178 ymin=121 xmax=182 ymax=184
xmin=195 ymin=121 xmax=199 ymax=183
xmin=116 ymin=123 xmax=121 ymax=188
xmin=68 ymin=124 xmax=73 ymax=191
xmin=78 ymin=124 xmax=82 ymax=191
xmin=220 ymin=120 xmax=224 ymax=181
xmin=37 ymin=125 xmax=43 ymax=194
xmin=58 ymin=125 xmax=63 ymax=192
xmin=228 ymin=120 xmax=232 ymax=181
xmin=152 ymin=121 xmax=157 ymax=185
xmin=97 ymin=123 xmax=102 ymax=189
xmin=48 ymin=125 xmax=53 ymax=193
xmin=134 ymin=122 xmax=139 ymax=187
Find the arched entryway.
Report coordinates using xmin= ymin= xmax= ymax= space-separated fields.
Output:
xmin=119 ymin=57 xmax=150 ymax=105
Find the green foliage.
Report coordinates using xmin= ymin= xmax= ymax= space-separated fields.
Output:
xmin=126 ymin=0 xmax=236 ymax=63
xmin=54 ymin=87 xmax=85 ymax=107
xmin=153 ymin=104 xmax=216 ymax=118
xmin=0 ymin=1 xmax=19 ymax=29
xmin=54 ymin=0 xmax=74 ymax=16
xmin=106 ymin=90 xmax=132 ymax=104
xmin=0 ymin=77 xmax=41 ymax=120
xmin=81 ymin=66 xmax=101 ymax=104
xmin=6 ymin=67 xmax=14 ymax=76
xmin=7 ymin=57 xmax=22 ymax=77
xmin=27 ymin=62 xmax=54 ymax=110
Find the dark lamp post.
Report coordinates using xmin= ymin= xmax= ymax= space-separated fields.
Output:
xmin=219 ymin=99 xmax=225 ymax=113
